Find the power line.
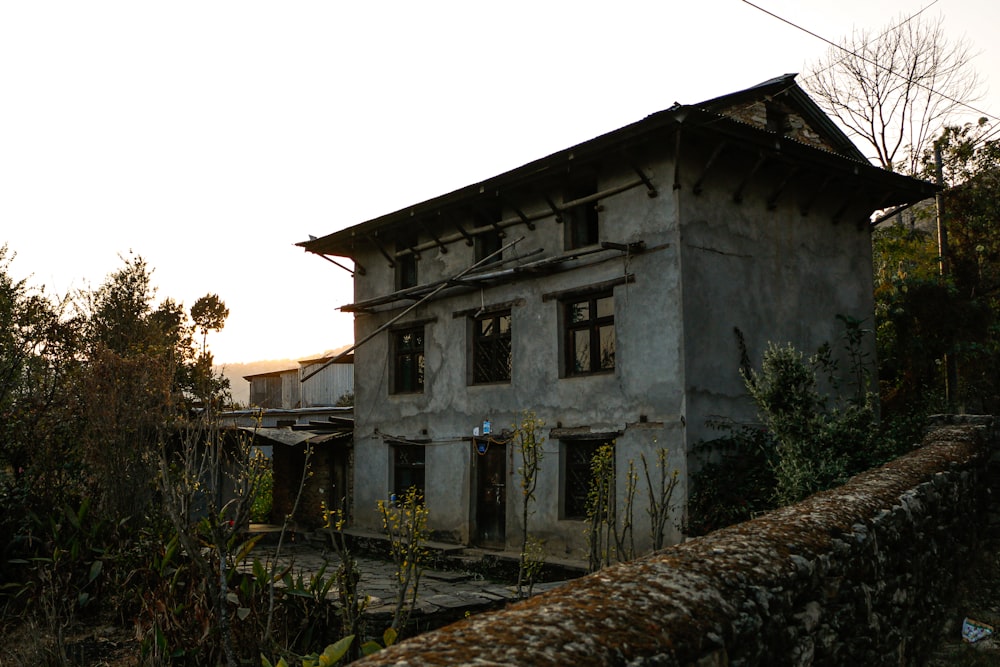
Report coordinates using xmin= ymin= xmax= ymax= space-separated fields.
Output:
xmin=741 ymin=0 xmax=998 ymax=123
xmin=800 ymin=0 xmax=942 ymax=82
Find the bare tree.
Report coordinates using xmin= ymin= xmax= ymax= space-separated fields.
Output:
xmin=804 ymin=13 xmax=981 ymax=175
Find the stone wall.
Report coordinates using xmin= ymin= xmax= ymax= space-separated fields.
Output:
xmin=357 ymin=418 xmax=995 ymax=666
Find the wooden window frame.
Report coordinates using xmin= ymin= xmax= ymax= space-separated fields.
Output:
xmin=562 ymin=291 xmax=615 ymax=376
xmin=471 ymin=309 xmax=512 ymax=385
xmin=392 ymin=444 xmax=425 ymax=498
xmin=561 ymin=438 xmax=611 ymax=519
xmin=391 ymin=325 xmax=425 ymax=394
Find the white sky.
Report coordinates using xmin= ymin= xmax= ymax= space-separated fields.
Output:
xmin=3 ymin=0 xmax=999 ymax=364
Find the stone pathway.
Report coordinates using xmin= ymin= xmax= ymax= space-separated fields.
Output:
xmin=238 ymin=540 xmax=570 ymax=630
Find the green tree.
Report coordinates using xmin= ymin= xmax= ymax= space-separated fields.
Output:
xmin=874 ymin=122 xmax=1000 ymax=413
xmin=191 ymin=293 xmax=230 ymax=356
xmin=0 ymin=244 xmax=83 ymax=519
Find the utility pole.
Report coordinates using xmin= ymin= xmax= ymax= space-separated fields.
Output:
xmin=935 ymin=142 xmax=959 ymax=410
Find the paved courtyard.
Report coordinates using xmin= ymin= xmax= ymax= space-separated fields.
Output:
xmin=239 ymin=538 xmax=573 ymax=628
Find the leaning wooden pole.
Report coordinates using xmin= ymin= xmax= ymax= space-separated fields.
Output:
xmin=300 ymin=235 xmax=526 ymax=383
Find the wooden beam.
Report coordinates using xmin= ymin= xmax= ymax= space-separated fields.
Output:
xmin=501 ymin=195 xmax=535 ymax=230
xmin=317 ymin=252 xmax=362 ymax=276
xmin=418 ymin=219 xmax=448 ymax=254
xmin=629 ymin=161 xmax=658 ymax=198
xmin=767 ymin=165 xmax=798 ymax=210
xmin=733 ymin=153 xmax=766 ymax=204
xmin=301 ymin=236 xmax=526 ymax=383
xmin=800 ymin=174 xmax=833 ymax=217
xmin=366 ymin=234 xmax=395 ymax=268
xmin=693 ymin=142 xmax=727 ymax=195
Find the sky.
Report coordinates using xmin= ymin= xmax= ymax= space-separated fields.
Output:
xmin=3 ymin=0 xmax=999 ymax=364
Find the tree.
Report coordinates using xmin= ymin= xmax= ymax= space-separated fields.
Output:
xmin=0 ymin=244 xmax=83 ymax=517
xmin=191 ymin=293 xmax=229 ymax=357
xmin=874 ymin=122 xmax=1000 ymax=414
xmin=513 ymin=411 xmax=544 ymax=598
xmin=805 ymin=13 xmax=981 ymax=174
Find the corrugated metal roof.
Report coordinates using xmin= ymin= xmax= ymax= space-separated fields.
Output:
xmin=240 ymin=427 xmax=351 ymax=446
xmin=297 ymin=74 xmax=937 ymax=262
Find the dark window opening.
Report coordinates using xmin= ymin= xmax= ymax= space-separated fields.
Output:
xmin=563 ymin=439 xmax=610 ymax=519
xmin=475 ymin=228 xmax=503 ymax=265
xmin=565 ymin=178 xmax=599 ymax=250
xmin=765 ymin=103 xmax=791 ymax=134
xmin=392 ymin=444 xmax=425 ymax=498
xmin=392 ymin=326 xmax=425 ymax=393
xmin=395 ymin=230 xmax=418 ymax=290
xmin=563 ymin=292 xmax=615 ymax=376
xmin=472 ymin=310 xmax=512 ymax=384
xmin=474 ymin=203 xmax=504 ymax=265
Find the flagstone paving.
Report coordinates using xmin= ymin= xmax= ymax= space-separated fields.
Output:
xmin=239 ymin=540 xmax=573 ymax=628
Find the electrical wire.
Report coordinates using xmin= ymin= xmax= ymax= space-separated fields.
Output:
xmin=741 ymin=0 xmax=998 ymax=124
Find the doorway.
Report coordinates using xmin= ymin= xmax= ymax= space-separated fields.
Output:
xmin=474 ymin=439 xmax=506 ymax=549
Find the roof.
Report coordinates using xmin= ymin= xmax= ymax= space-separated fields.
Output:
xmin=240 ymin=427 xmax=351 ymax=446
xmin=693 ymin=73 xmax=868 ymax=162
xmin=243 ymin=367 xmax=297 ymax=382
xmin=298 ymin=353 xmax=355 ymax=366
xmin=299 ymin=74 xmax=938 ymax=260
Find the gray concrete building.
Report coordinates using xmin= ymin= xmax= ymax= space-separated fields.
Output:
xmin=299 ymin=74 xmax=936 ymax=559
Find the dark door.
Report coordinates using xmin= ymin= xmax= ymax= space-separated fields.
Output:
xmin=475 ymin=440 xmax=506 ymax=548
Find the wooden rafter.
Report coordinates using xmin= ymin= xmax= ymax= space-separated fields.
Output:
xmin=542 ymin=193 xmax=563 ymax=223
xmin=800 ymin=174 xmax=834 ymax=217
xmin=629 ymin=160 xmax=658 ymax=198
xmin=418 ymin=219 xmax=448 ymax=254
xmin=501 ymin=195 xmax=535 ymax=230
xmin=832 ymin=183 xmax=862 ymax=224
xmin=767 ymin=165 xmax=799 ymax=210
xmin=367 ymin=234 xmax=395 ymax=267
xmin=449 ymin=213 xmax=475 ymax=246
xmin=318 ymin=252 xmax=362 ymax=276
xmin=733 ymin=153 xmax=766 ymax=204
xmin=693 ymin=142 xmax=727 ymax=195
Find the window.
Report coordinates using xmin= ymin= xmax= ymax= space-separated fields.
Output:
xmin=563 ymin=292 xmax=615 ymax=375
xmin=564 ymin=178 xmax=599 ymax=249
xmin=765 ymin=102 xmax=791 ymax=134
xmin=474 ymin=202 xmax=504 ymax=265
xmin=395 ymin=231 xmax=418 ymax=290
xmin=562 ymin=439 xmax=610 ymax=519
xmin=472 ymin=310 xmax=511 ymax=384
xmin=392 ymin=444 xmax=425 ymax=498
xmin=475 ymin=228 xmax=503 ymax=266
xmin=392 ymin=326 xmax=425 ymax=393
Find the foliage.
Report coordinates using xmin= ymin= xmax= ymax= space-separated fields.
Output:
xmin=157 ymin=416 xmax=266 ymax=666
xmin=191 ymin=293 xmax=230 ymax=356
xmin=875 ymin=124 xmax=1000 ymax=414
xmin=513 ymin=410 xmax=545 ymax=598
xmin=584 ymin=443 xmax=637 ymax=571
xmin=744 ymin=340 xmax=870 ymax=504
xmin=805 ymin=12 xmax=981 ymax=174
xmin=584 ymin=439 xmax=681 ymax=570
xmin=261 ymin=635 xmax=354 ymax=667
xmin=0 ymin=248 xmax=242 ymax=663
xmin=251 ymin=455 xmax=274 ymax=523
xmin=376 ymin=487 xmax=429 ymax=638
xmin=641 ymin=445 xmax=679 ymax=551
xmin=323 ymin=505 xmax=368 ymax=662
xmin=687 ymin=424 xmax=777 ymax=536
xmin=742 ymin=319 xmax=922 ymax=506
